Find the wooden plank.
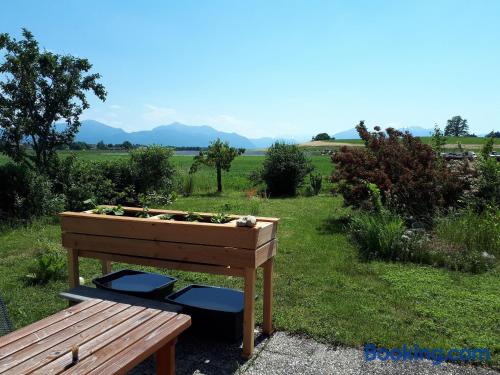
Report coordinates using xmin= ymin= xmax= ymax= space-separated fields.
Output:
xmin=62 ymin=233 xmax=260 ymax=267
xmin=67 ymin=248 xmax=80 ymax=288
xmin=242 ymin=268 xmax=256 ymax=359
xmin=85 ymin=316 xmax=190 ymax=375
xmin=0 ymin=299 xmax=100 ymax=350
xmin=49 ymin=312 xmax=177 ymax=375
xmin=60 ymin=212 xmax=276 ymax=249
xmin=0 ymin=300 xmax=115 ymax=363
xmin=262 ymin=258 xmax=274 ymax=335
xmin=255 ymin=240 xmax=277 ymax=267
xmin=101 ymin=260 xmax=112 ymax=275
xmin=32 ymin=307 xmax=167 ymax=375
xmin=78 ymin=250 xmax=246 ymax=277
xmin=156 ymin=340 xmax=176 ymax=375
xmin=2 ymin=304 xmax=140 ymax=375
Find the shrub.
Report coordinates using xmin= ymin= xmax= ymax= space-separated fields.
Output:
xmin=129 ymin=146 xmax=175 ymax=195
xmin=470 ymin=156 xmax=499 ymax=211
xmin=332 ymin=122 xmax=471 ymax=221
xmin=309 ymin=173 xmax=322 ymax=195
xmin=261 ymin=142 xmax=313 ymax=196
xmin=0 ymin=163 xmax=65 ymax=220
xmin=182 ymin=174 xmax=195 ymax=197
xmin=26 ymin=242 xmax=66 ymax=284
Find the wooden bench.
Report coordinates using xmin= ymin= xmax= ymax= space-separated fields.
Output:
xmin=0 ymin=298 xmax=191 ymax=374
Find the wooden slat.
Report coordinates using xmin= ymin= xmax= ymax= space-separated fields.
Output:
xmin=156 ymin=340 xmax=176 ymax=375
xmin=0 ymin=299 xmax=100 ymax=350
xmin=46 ymin=312 xmax=175 ymax=375
xmin=262 ymin=258 xmax=274 ymax=335
xmin=255 ymin=240 xmax=277 ymax=267
xmin=32 ymin=307 xmax=167 ymax=375
xmin=60 ymin=212 xmax=275 ymax=249
xmin=78 ymin=250 xmax=246 ymax=277
xmin=62 ymin=233 xmax=260 ymax=267
xmin=85 ymin=315 xmax=190 ymax=375
xmin=0 ymin=300 xmax=115 ymax=363
xmin=242 ymin=268 xmax=256 ymax=359
xmin=2 ymin=304 xmax=139 ymax=375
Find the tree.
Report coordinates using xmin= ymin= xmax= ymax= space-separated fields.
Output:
xmin=189 ymin=138 xmax=244 ymax=192
xmin=444 ymin=116 xmax=469 ymax=137
xmin=312 ymin=133 xmax=333 ymax=141
xmin=121 ymin=140 xmax=133 ymax=150
xmin=96 ymin=140 xmax=107 ymax=150
xmin=0 ymin=29 xmax=106 ymax=172
xmin=485 ymin=131 xmax=500 ymax=138
xmin=430 ymin=124 xmax=447 ymax=155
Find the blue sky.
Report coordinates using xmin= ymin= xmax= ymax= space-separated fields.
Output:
xmin=1 ymin=0 xmax=499 ymax=138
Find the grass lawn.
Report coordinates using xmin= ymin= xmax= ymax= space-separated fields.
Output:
xmin=0 ymin=153 xmax=499 ymax=366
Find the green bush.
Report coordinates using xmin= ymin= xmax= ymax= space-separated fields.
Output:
xmin=129 ymin=146 xmax=175 ymax=195
xmin=26 ymin=242 xmax=66 ymax=284
xmin=261 ymin=142 xmax=313 ymax=196
xmin=349 ymin=210 xmax=406 ymax=260
xmin=309 ymin=172 xmax=322 ymax=195
xmin=0 ymin=163 xmax=65 ymax=220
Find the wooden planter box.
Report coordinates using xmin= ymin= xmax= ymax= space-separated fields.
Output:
xmin=60 ymin=206 xmax=279 ymax=358
xmin=60 ymin=206 xmax=279 ymax=269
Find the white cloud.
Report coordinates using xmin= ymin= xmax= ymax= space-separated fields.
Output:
xmin=109 ymin=104 xmax=122 ymax=110
xmin=142 ymin=104 xmax=178 ymax=125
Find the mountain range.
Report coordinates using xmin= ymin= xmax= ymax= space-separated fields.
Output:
xmin=71 ymin=120 xmax=289 ymax=148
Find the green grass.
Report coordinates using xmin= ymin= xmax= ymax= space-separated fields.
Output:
xmin=0 ymin=152 xmax=499 ymax=367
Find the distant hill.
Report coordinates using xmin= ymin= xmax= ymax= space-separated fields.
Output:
xmin=334 ymin=126 xmax=433 ymax=139
xmin=71 ymin=120 xmax=285 ymax=148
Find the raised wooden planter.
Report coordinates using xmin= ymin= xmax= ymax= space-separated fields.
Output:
xmin=60 ymin=206 xmax=279 ymax=358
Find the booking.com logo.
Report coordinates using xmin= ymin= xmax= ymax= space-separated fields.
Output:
xmin=364 ymin=344 xmax=491 ymax=365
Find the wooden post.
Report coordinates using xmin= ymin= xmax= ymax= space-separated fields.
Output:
xmin=67 ymin=248 xmax=80 ymax=288
xmin=101 ymin=260 xmax=112 ymax=275
xmin=156 ymin=339 xmax=176 ymax=375
xmin=242 ymin=267 xmax=256 ymax=359
xmin=262 ymin=257 xmax=274 ymax=335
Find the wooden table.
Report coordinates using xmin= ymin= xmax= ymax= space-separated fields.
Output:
xmin=0 ymin=299 xmax=191 ymax=375
xmin=61 ymin=209 xmax=279 ymax=359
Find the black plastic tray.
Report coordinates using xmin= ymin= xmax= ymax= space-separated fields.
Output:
xmin=166 ymin=284 xmax=244 ymax=341
xmin=93 ymin=269 xmax=177 ymax=300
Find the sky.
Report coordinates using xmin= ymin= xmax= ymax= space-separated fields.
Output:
xmin=1 ymin=0 xmax=499 ymax=139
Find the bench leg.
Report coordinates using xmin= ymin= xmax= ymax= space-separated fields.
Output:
xmin=156 ymin=339 xmax=176 ymax=375
xmin=263 ymin=258 xmax=274 ymax=335
xmin=242 ymin=268 xmax=256 ymax=359
xmin=68 ymin=248 xmax=80 ymax=289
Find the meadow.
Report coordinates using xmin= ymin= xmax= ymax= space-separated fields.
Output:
xmin=0 ymin=151 xmax=499 ymax=366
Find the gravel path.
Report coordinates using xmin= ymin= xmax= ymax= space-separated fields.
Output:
xmin=129 ymin=331 xmax=498 ymax=375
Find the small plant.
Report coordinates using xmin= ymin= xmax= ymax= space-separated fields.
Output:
xmin=26 ymin=243 xmax=66 ymax=285
xmin=136 ymin=206 xmax=151 ymax=218
xmin=182 ymin=174 xmax=195 ymax=197
xmin=309 ymin=172 xmax=322 ymax=195
xmin=84 ymin=199 xmax=125 ymax=216
xmin=211 ymin=212 xmax=231 ymax=224
xmin=185 ymin=212 xmax=203 ymax=222
xmin=158 ymin=214 xmax=174 ymax=220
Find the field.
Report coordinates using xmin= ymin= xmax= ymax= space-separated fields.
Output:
xmin=0 ymin=151 xmax=499 ymax=367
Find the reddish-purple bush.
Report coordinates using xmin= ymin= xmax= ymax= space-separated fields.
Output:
xmin=331 ymin=122 xmax=472 ymax=221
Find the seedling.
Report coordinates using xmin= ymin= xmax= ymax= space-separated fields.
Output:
xmin=185 ymin=212 xmax=203 ymax=222
xmin=158 ymin=214 xmax=174 ymax=220
xmin=211 ymin=212 xmax=231 ymax=224
xmin=136 ymin=206 xmax=151 ymax=218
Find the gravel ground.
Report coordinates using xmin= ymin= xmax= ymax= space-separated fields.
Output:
xmin=129 ymin=330 xmax=499 ymax=375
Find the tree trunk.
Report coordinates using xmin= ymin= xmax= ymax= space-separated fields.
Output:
xmin=216 ymin=166 xmax=222 ymax=192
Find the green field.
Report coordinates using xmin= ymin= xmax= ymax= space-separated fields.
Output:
xmin=0 ymin=152 xmax=499 ymax=366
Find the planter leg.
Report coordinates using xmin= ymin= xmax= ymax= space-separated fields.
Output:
xmin=68 ymin=248 xmax=80 ymax=289
xmin=242 ymin=268 xmax=256 ymax=359
xmin=263 ymin=258 xmax=274 ymax=335
xmin=101 ymin=260 xmax=112 ymax=275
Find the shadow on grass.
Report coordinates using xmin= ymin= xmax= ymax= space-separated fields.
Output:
xmin=317 ymin=215 xmax=351 ymax=235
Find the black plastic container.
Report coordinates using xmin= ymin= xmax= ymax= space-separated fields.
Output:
xmin=93 ymin=270 xmax=177 ymax=300
xmin=166 ymin=284 xmax=244 ymax=341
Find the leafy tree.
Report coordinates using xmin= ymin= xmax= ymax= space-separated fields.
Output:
xmin=260 ymin=142 xmax=313 ymax=196
xmin=69 ymin=141 xmax=90 ymax=150
xmin=96 ymin=140 xmax=107 ymax=150
xmin=312 ymin=133 xmax=333 ymax=141
xmin=122 ymin=140 xmax=133 ymax=150
xmin=485 ymin=131 xmax=500 ymax=138
xmin=444 ymin=116 xmax=469 ymax=137
xmin=481 ymin=137 xmax=495 ymax=159
xmin=430 ymin=124 xmax=447 ymax=154
xmin=189 ymin=138 xmax=244 ymax=192
xmin=0 ymin=29 xmax=106 ymax=172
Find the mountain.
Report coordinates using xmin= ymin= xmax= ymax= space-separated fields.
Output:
xmin=71 ymin=120 xmax=282 ymax=148
xmin=334 ymin=126 xmax=433 ymax=139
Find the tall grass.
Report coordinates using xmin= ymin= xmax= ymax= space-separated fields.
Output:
xmin=435 ymin=208 xmax=500 ymax=258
